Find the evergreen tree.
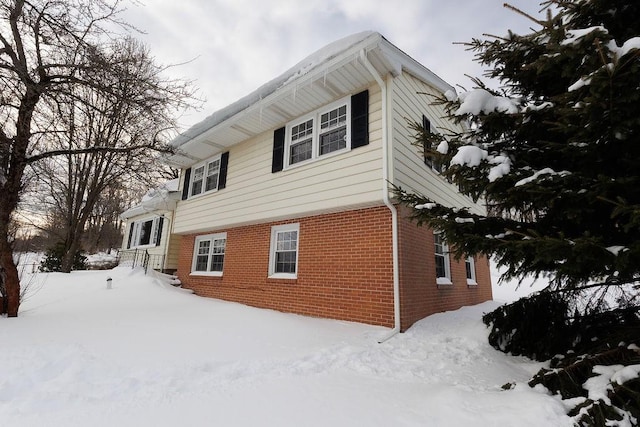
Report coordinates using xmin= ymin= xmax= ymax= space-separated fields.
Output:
xmin=399 ymin=0 xmax=640 ymax=306
xmin=398 ymin=2 xmax=640 ymax=421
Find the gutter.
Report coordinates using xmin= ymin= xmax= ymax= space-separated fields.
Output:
xmin=359 ymin=50 xmax=401 ymax=343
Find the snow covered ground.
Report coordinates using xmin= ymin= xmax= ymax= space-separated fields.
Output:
xmin=0 ymin=267 xmax=572 ymax=426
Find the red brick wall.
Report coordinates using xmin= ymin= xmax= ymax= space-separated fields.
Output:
xmin=177 ymin=206 xmax=396 ymax=327
xmin=177 ymin=204 xmax=492 ymax=330
xmin=397 ymin=205 xmax=493 ymax=330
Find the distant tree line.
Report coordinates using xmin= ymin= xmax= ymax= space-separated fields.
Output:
xmin=0 ymin=0 xmax=196 ymax=317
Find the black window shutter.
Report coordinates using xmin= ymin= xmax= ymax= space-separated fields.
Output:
xmin=272 ymin=127 xmax=285 ymax=173
xmin=351 ymin=90 xmax=369 ymax=149
xmin=422 ymin=115 xmax=433 ymax=167
xmin=181 ymin=168 xmax=192 ymax=200
xmin=155 ymin=217 xmax=164 ymax=247
xmin=127 ymin=223 xmax=134 ymax=249
xmin=218 ymin=151 xmax=229 ymax=190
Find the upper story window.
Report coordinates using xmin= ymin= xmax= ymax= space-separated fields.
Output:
xmin=285 ymin=97 xmax=351 ymax=168
xmin=182 ymin=152 xmax=229 ymax=201
xmin=127 ymin=216 xmax=164 ymax=249
xmin=271 ymin=90 xmax=368 ymax=174
xmin=191 ymin=157 xmax=221 ymax=197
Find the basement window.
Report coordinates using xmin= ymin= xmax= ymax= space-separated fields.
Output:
xmin=191 ymin=233 xmax=227 ymax=276
xmin=268 ymin=223 xmax=299 ymax=279
xmin=434 ymin=232 xmax=452 ymax=285
xmin=466 ymin=257 xmax=477 ymax=285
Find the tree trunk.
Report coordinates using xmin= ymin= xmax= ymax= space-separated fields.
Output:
xmin=60 ymin=237 xmax=81 ymax=273
xmin=0 ymin=244 xmax=20 ymax=317
xmin=0 ymin=201 xmax=20 ymax=316
xmin=60 ymin=212 xmax=91 ymax=273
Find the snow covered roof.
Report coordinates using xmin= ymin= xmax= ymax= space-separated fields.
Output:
xmin=120 ymin=178 xmax=181 ymax=219
xmin=165 ymin=31 xmax=455 ymax=168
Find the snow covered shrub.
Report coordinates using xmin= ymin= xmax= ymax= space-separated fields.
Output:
xmin=40 ymin=242 xmax=87 ymax=272
xmin=530 ymin=344 xmax=640 ymax=426
xmin=482 ymin=291 xmax=573 ymax=360
xmin=487 ymin=297 xmax=640 ymax=425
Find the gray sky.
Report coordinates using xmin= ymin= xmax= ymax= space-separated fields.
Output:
xmin=122 ymin=0 xmax=543 ymax=129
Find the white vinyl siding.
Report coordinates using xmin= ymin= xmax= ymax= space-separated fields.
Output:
xmin=173 ymin=85 xmax=383 ymax=234
xmin=391 ymin=72 xmax=486 ymax=215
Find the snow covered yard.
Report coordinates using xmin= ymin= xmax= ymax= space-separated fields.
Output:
xmin=1 ymin=267 xmax=571 ymax=426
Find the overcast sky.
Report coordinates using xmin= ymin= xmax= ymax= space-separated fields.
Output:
xmin=122 ymin=0 xmax=543 ymax=130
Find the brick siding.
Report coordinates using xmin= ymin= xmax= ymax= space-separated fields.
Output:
xmin=177 ymin=205 xmax=492 ymax=330
xmin=397 ymin=205 xmax=493 ymax=330
xmin=177 ymin=206 xmax=396 ymax=327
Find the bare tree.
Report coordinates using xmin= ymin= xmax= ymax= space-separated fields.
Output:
xmin=0 ymin=0 xmax=195 ymax=316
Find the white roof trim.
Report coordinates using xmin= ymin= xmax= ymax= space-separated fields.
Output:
xmin=166 ymin=31 xmax=455 ymax=166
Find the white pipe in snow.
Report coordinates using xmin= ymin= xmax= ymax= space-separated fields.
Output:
xmin=359 ymin=49 xmax=401 ymax=343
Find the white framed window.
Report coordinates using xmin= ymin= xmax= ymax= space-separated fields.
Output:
xmin=285 ymin=97 xmax=351 ymax=168
xmin=434 ymin=232 xmax=451 ymax=285
xmin=191 ymin=232 xmax=227 ymax=276
xmin=128 ymin=216 xmax=163 ymax=249
xmin=466 ymin=257 xmax=477 ymax=285
xmin=190 ymin=155 xmax=221 ymax=197
xmin=268 ymin=223 xmax=299 ymax=279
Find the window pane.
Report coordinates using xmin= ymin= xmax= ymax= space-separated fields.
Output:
xmin=210 ymin=254 xmax=224 ymax=272
xmin=275 ymin=250 xmax=296 ymax=273
xmin=277 ymin=231 xmax=297 ymax=250
xmin=290 ymin=138 xmax=312 ymax=164
xmin=434 ymin=233 xmax=445 ymax=254
xmin=139 ymin=220 xmax=153 ymax=245
xmin=191 ymin=166 xmax=204 ymax=196
xmin=320 ymin=105 xmax=347 ymax=130
xmin=435 ymin=255 xmax=446 ymax=278
xmin=195 ymin=255 xmax=209 ymax=271
xmin=205 ymin=160 xmax=220 ymax=191
xmin=212 ymin=238 xmax=226 ymax=254
xmin=319 ymin=127 xmax=346 ymax=155
xmin=291 ymin=120 xmax=313 ymax=142
xmin=198 ymin=240 xmax=211 ymax=255
xmin=205 ymin=173 xmax=219 ymax=192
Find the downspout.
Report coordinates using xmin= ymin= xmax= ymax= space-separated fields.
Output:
xmin=359 ymin=49 xmax=400 ymax=343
